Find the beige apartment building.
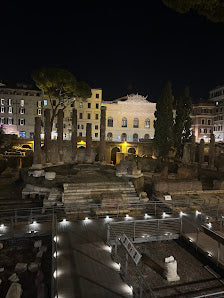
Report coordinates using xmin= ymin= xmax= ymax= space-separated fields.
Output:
xmin=44 ymin=88 xmax=102 ymax=141
xmin=102 ymin=94 xmax=156 ymax=142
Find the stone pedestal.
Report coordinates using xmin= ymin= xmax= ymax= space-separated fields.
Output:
xmin=71 ymin=108 xmax=78 ymax=162
xmin=199 ymin=139 xmax=205 ymax=165
xmin=57 ymin=109 xmax=64 ymax=163
xmin=32 ymin=117 xmax=42 ymax=169
xmin=86 ymin=123 xmax=92 ymax=162
xmin=209 ymin=134 xmax=215 ymax=169
xmin=99 ymin=106 xmax=106 ymax=162
xmin=44 ymin=109 xmax=51 ymax=163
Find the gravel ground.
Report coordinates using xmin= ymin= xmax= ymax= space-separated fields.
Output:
xmin=117 ymin=240 xmax=224 ymax=297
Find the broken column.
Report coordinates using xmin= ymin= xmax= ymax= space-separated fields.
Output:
xmin=32 ymin=116 xmax=42 ymax=169
xmin=71 ymin=108 xmax=78 ymax=162
xmin=190 ymin=133 xmax=196 ymax=164
xmin=57 ymin=109 xmax=64 ymax=163
xmin=199 ymin=138 xmax=205 ymax=165
xmin=164 ymin=256 xmax=180 ymax=282
xmin=86 ymin=123 xmax=92 ymax=162
xmin=99 ymin=106 xmax=106 ymax=162
xmin=182 ymin=143 xmax=191 ymax=164
xmin=209 ymin=134 xmax=215 ymax=169
xmin=44 ymin=109 xmax=51 ymax=164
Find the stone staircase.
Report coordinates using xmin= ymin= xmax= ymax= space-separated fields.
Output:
xmin=62 ymin=181 xmax=139 ymax=206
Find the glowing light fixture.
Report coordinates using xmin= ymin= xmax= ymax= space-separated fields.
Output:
xmin=208 ymin=222 xmax=212 ymax=229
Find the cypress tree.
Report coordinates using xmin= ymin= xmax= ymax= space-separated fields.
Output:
xmin=154 ymin=81 xmax=174 ymax=159
xmin=174 ymin=86 xmax=192 ymax=158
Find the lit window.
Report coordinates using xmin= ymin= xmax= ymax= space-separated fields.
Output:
xmin=0 ymin=118 xmax=4 ymax=124
xmin=145 ymin=119 xmax=150 ymax=128
xmin=122 ymin=117 xmax=127 ymax=127
xmin=37 ymin=109 xmax=42 ymax=115
xmin=20 ymin=100 xmax=24 ymax=106
xmin=8 ymin=99 xmax=12 ymax=106
xmin=117 ymin=136 xmax=120 ymax=140
xmin=79 ymin=102 xmax=83 ymax=108
xmin=19 ymin=131 xmax=26 ymax=138
xmin=8 ymin=107 xmax=13 ymax=114
xmin=133 ymin=118 xmax=139 ymax=128
xmin=1 ymin=99 xmax=4 ymax=105
xmin=19 ymin=118 xmax=25 ymax=125
xmin=44 ymin=100 xmax=48 ymax=106
xmin=1 ymin=106 xmax=5 ymax=113
xmin=20 ymin=108 xmax=25 ymax=114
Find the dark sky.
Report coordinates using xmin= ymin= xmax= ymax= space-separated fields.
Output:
xmin=0 ymin=0 xmax=224 ymax=101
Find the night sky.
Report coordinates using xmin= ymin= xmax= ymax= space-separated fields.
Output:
xmin=1 ymin=0 xmax=224 ymax=102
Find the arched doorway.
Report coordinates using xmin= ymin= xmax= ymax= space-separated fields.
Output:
xmin=111 ymin=147 xmax=120 ymax=164
xmin=128 ymin=147 xmax=136 ymax=154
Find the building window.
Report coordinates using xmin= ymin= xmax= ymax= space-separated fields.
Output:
xmin=122 ymin=117 xmax=127 ymax=127
xmin=79 ymin=113 xmax=83 ymax=119
xmin=133 ymin=133 xmax=138 ymax=142
xmin=204 ymin=129 xmax=207 ymax=133
xmin=30 ymin=132 xmax=34 ymax=138
xmin=95 ymin=125 xmax=98 ymax=130
xmin=95 ymin=133 xmax=98 ymax=138
xmin=201 ymin=119 xmax=205 ymax=125
xmin=78 ymin=124 xmax=80 ymax=129
xmin=79 ymin=102 xmax=83 ymax=108
xmin=0 ymin=118 xmax=4 ymax=124
xmin=96 ymin=103 xmax=99 ymax=109
xmin=133 ymin=118 xmax=139 ymax=128
xmin=121 ymin=133 xmax=127 ymax=141
xmin=37 ymin=109 xmax=42 ymax=115
xmin=200 ymin=128 xmax=204 ymax=133
xmin=144 ymin=134 xmax=149 ymax=139
xmin=44 ymin=100 xmax=48 ymax=106
xmin=8 ymin=107 xmax=13 ymax=114
xmin=87 ymin=113 xmax=91 ymax=119
xmin=88 ymin=103 xmax=91 ymax=108
xmin=1 ymin=107 xmax=5 ymax=113
xmin=145 ymin=118 xmax=150 ymax=128
xmin=95 ymin=114 xmax=99 ymax=120
xmin=7 ymin=117 xmax=13 ymax=125
xmin=108 ymin=117 xmax=113 ymax=127
xmin=208 ymin=119 xmax=211 ymax=125
xmin=107 ymin=132 xmax=113 ymax=141
xmin=20 ymin=99 xmax=24 ymax=106
xmin=8 ymin=99 xmax=12 ymax=106
xmin=79 ymin=132 xmax=82 ymax=136
xmin=70 ymin=102 xmax=74 ymax=107
xmin=81 ymin=124 xmax=84 ymax=129
xmin=96 ymin=93 xmax=99 ymax=98
xmin=20 ymin=108 xmax=25 ymax=114
xmin=1 ymin=99 xmax=4 ymax=105
xmin=19 ymin=119 xmax=25 ymax=125
xmin=19 ymin=131 xmax=26 ymax=138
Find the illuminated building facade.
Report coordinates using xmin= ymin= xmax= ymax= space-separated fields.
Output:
xmin=102 ymin=94 xmax=156 ymax=142
xmin=0 ymin=83 xmax=43 ymax=138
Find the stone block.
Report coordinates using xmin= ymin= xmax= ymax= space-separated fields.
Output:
xmin=0 ymin=242 xmax=3 ymax=249
xmin=45 ymin=172 xmax=56 ymax=180
xmin=32 ymin=170 xmax=45 ymax=178
xmin=34 ymin=240 xmax=42 ymax=248
xmin=8 ymin=273 xmax=19 ymax=282
xmin=28 ymin=262 xmax=39 ymax=272
xmin=5 ymin=282 xmax=22 ymax=298
xmin=15 ymin=263 xmax=27 ymax=273
xmin=164 ymin=256 xmax=180 ymax=282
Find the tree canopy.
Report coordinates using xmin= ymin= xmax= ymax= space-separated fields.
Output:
xmin=32 ymin=67 xmax=92 ymax=129
xmin=162 ymin=0 xmax=224 ymax=22
xmin=154 ymin=81 xmax=174 ymax=159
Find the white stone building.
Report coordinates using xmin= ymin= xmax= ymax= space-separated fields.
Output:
xmin=102 ymin=94 xmax=156 ymax=142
